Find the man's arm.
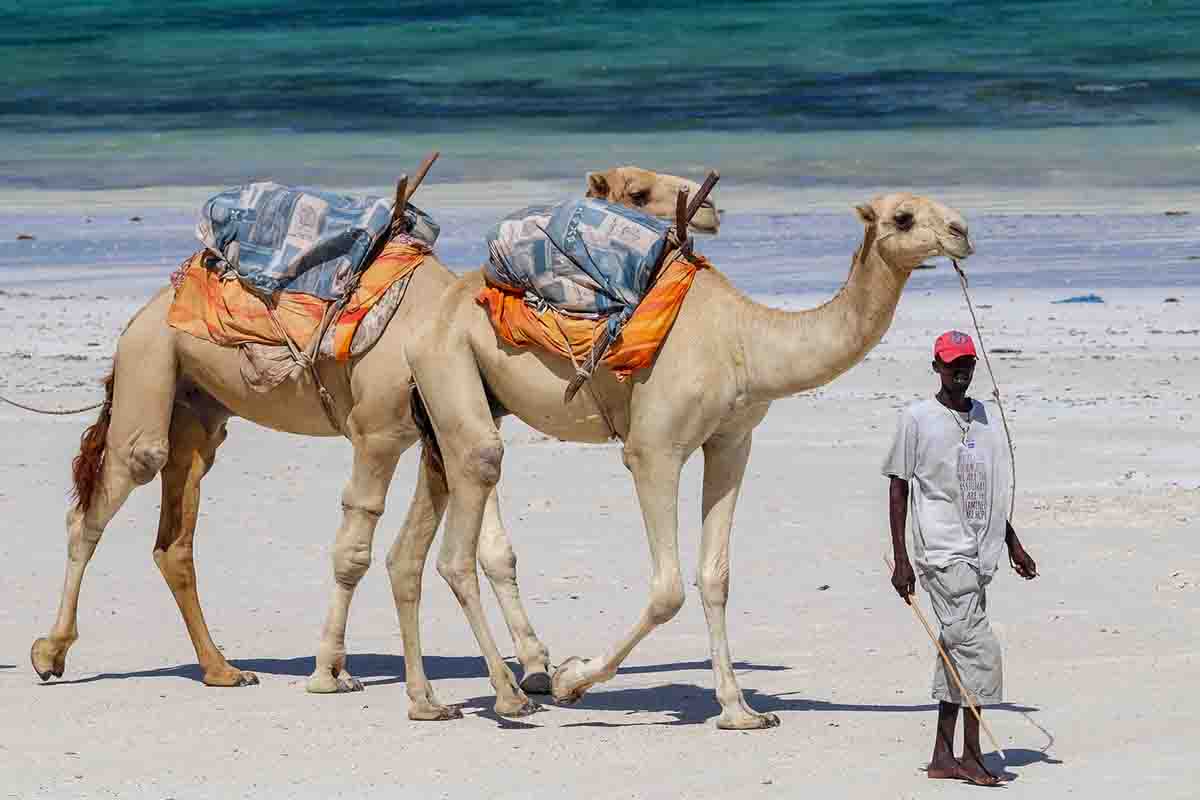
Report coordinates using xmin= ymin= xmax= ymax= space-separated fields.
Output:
xmin=889 ymin=476 xmax=916 ymax=601
xmin=1005 ymin=521 xmax=1038 ymax=579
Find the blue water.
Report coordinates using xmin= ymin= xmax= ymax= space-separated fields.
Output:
xmin=2 ymin=1 xmax=1199 ymax=189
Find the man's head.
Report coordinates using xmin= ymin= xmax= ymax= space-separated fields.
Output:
xmin=932 ymin=330 xmax=977 ymax=393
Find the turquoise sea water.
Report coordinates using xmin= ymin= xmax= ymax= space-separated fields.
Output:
xmin=2 ymin=0 xmax=1199 ymax=190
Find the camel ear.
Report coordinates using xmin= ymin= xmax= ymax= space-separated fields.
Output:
xmin=855 ymin=203 xmax=877 ymax=225
xmin=586 ymin=171 xmax=609 ymax=198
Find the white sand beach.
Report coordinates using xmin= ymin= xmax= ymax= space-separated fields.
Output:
xmin=2 ymin=272 xmax=1198 ymax=798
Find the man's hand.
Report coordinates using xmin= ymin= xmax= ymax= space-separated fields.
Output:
xmin=1005 ymin=522 xmax=1038 ymax=579
xmin=891 ymin=557 xmax=916 ymax=602
xmin=1008 ymin=540 xmax=1038 ymax=579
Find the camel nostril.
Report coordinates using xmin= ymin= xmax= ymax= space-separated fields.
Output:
xmin=948 ymin=222 xmax=968 ymax=238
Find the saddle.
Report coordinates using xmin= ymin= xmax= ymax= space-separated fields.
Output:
xmin=197 ymin=182 xmax=439 ymax=300
xmin=169 ymin=155 xmax=444 ymax=433
xmin=479 ymin=195 xmax=707 ymax=400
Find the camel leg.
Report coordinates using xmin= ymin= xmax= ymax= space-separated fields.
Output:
xmin=478 ymin=488 xmax=552 ymax=693
xmin=385 ymin=456 xmax=462 ymax=721
xmin=306 ymin=433 xmax=405 ymax=693
xmin=409 ymin=351 xmax=541 ymax=718
xmin=152 ymin=407 xmax=257 ymax=687
xmin=32 ymin=325 xmax=176 ymax=681
xmin=698 ymin=433 xmax=779 ymax=730
xmin=30 ymin=457 xmax=140 ymax=680
xmin=551 ymin=445 xmax=685 ymax=705
xmin=436 ymin=429 xmax=542 ymax=718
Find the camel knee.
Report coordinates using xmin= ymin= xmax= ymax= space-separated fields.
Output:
xmin=698 ymin=560 xmax=731 ymax=606
xmin=436 ymin=556 xmax=478 ymax=602
xmin=647 ymin=576 xmax=685 ymax=625
xmin=479 ymin=533 xmax=517 ymax=583
xmin=458 ymin=437 xmax=503 ymax=487
xmin=129 ymin=438 xmax=169 ymax=485
xmin=386 ymin=551 xmax=423 ymax=603
xmin=332 ymin=538 xmax=372 ymax=589
xmin=153 ymin=542 xmax=195 ymax=589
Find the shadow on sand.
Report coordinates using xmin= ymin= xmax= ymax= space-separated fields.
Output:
xmin=542 ymin=685 xmax=1041 ymax=728
xmin=38 ymin=654 xmax=787 ymax=689
xmin=39 ymin=653 xmax=481 ymax=686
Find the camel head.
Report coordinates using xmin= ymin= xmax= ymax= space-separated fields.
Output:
xmin=855 ymin=193 xmax=973 ymax=271
xmin=586 ymin=166 xmax=720 ymax=234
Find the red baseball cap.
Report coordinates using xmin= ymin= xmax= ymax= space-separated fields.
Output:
xmin=934 ymin=330 xmax=977 ymax=363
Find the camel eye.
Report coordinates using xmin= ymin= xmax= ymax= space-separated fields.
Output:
xmin=893 ymin=211 xmax=914 ymax=230
xmin=631 ymin=190 xmax=650 ymax=206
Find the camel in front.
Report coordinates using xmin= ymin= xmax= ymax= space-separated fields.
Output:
xmin=407 ymin=193 xmax=974 ymax=725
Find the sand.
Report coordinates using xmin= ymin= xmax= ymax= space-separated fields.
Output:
xmin=2 ymin=268 xmax=1199 ymax=797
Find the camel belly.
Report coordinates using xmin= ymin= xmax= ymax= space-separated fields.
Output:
xmin=478 ymin=345 xmax=628 ymax=444
xmin=174 ymin=333 xmax=343 ymax=436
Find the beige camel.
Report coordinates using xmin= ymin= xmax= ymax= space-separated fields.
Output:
xmin=30 ymin=167 xmax=718 ymax=719
xmin=406 ymin=192 xmax=974 ymax=724
xmin=587 ymin=166 xmax=720 ymax=234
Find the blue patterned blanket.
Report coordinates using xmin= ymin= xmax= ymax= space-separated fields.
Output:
xmin=485 ymin=197 xmax=673 ymax=340
xmin=196 ymin=182 xmax=440 ymax=300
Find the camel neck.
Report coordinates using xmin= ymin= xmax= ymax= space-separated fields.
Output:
xmin=736 ymin=238 xmax=908 ymax=402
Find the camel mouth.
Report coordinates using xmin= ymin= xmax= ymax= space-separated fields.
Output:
xmin=939 ymin=237 xmax=974 ymax=260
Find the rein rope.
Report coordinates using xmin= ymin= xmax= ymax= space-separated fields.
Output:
xmin=0 ymin=392 xmax=106 ymax=415
xmin=951 ymin=258 xmax=1017 ymax=521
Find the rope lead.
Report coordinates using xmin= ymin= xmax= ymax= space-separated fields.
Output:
xmin=952 ymin=258 xmax=1017 ymax=522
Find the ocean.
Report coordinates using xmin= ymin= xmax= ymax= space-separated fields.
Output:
xmin=2 ymin=0 xmax=1199 ymax=190
xmin=1 ymin=1 xmax=1198 ymax=292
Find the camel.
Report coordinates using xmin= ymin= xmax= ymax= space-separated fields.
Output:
xmin=405 ymin=192 xmax=974 ymax=725
xmin=30 ymin=166 xmax=719 ymax=718
xmin=586 ymin=166 xmax=720 ymax=233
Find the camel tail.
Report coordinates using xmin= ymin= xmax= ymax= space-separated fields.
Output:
xmin=409 ymin=379 xmax=445 ymax=479
xmin=70 ymin=369 xmax=115 ymax=513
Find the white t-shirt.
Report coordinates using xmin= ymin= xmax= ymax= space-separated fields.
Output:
xmin=881 ymin=398 xmax=1012 ymax=576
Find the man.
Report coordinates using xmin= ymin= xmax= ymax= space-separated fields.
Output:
xmin=883 ymin=330 xmax=1038 ymax=786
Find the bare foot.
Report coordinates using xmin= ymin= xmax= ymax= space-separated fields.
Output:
xmin=959 ymin=753 xmax=1002 ymax=786
xmin=928 ymin=757 xmax=1001 ymax=786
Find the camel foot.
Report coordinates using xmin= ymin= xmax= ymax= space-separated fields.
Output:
xmin=30 ymin=637 xmax=68 ymax=681
xmin=495 ymin=696 xmax=543 ymax=718
xmin=305 ymin=668 xmax=363 ymax=694
xmin=519 ymin=670 xmax=553 ymax=695
xmin=408 ymin=700 xmax=464 ymax=722
xmin=551 ymin=656 xmax=595 ymax=705
xmin=203 ymin=667 xmax=259 ymax=687
xmin=715 ymin=710 xmax=781 ymax=730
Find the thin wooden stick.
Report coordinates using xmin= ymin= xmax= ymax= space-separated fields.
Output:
xmin=674 ymin=187 xmax=689 ymax=238
xmin=392 ymin=174 xmax=409 ymax=216
xmin=673 ymin=188 xmax=692 ymax=255
xmin=404 ymin=150 xmax=440 ymax=205
xmin=685 ymin=170 xmax=719 ymax=222
xmin=885 ymin=556 xmax=1007 ymax=760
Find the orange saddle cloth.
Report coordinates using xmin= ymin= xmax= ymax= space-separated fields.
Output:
xmin=167 ymin=238 xmax=429 ymax=361
xmin=476 ymin=253 xmax=710 ymax=381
